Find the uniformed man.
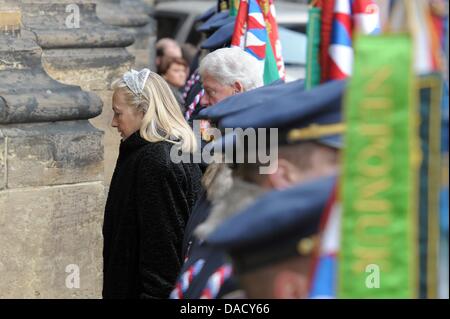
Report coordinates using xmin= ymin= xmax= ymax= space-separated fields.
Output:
xmin=173 ymin=47 xmax=265 ymax=298
xmin=206 ymin=175 xmax=337 ymax=299
xmin=170 ymin=80 xmax=345 ymax=299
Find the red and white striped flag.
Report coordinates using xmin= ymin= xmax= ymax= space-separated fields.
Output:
xmin=231 ymin=0 xmax=285 ymax=84
xmin=327 ymin=0 xmax=380 ymax=80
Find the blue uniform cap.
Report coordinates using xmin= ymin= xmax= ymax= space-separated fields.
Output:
xmin=206 ymin=175 xmax=337 ymax=274
xmin=197 ymin=11 xmax=230 ymax=33
xmin=218 ymin=80 xmax=346 ymax=148
xmin=195 ymin=5 xmax=217 ymax=23
xmin=198 ymin=78 xmax=291 ymax=122
xmin=201 ymin=20 xmax=235 ymax=50
xmin=207 ymin=15 xmax=235 ymax=32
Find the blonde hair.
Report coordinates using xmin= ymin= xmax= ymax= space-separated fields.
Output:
xmin=112 ymin=71 xmax=197 ymax=153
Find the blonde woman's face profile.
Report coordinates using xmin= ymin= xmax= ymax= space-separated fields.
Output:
xmin=111 ymin=89 xmax=144 ymax=140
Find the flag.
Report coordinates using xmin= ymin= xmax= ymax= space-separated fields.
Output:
xmin=436 ymin=0 xmax=448 ymax=299
xmin=440 ymin=0 xmax=449 ymax=244
xmin=340 ymin=33 xmax=419 ymax=298
xmin=328 ymin=0 xmax=380 ymax=80
xmin=309 ymin=185 xmax=341 ymax=298
xmin=305 ymin=4 xmax=322 ymax=90
xmin=417 ymin=74 xmax=443 ymax=299
xmin=230 ymin=0 xmax=240 ymax=16
xmin=389 ymin=0 xmax=447 ymax=298
xmin=414 ymin=0 xmax=448 ymax=299
xmin=318 ymin=0 xmax=336 ymax=83
xmin=389 ymin=0 xmax=443 ymax=75
xmin=231 ymin=0 xmax=285 ymax=84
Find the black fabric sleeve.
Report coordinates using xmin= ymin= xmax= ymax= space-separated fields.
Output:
xmin=135 ymin=148 xmax=186 ymax=299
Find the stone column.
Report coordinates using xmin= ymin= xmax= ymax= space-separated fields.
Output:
xmin=96 ymin=0 xmax=156 ymax=70
xmin=0 ymin=7 xmax=104 ymax=298
xmin=20 ymin=0 xmax=135 ymax=185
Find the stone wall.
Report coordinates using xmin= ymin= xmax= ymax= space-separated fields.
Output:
xmin=0 ymin=0 xmax=156 ymax=298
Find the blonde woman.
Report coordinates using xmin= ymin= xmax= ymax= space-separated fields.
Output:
xmin=103 ymin=69 xmax=202 ymax=299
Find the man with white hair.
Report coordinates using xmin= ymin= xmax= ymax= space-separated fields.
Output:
xmin=199 ymin=47 xmax=263 ymax=107
xmin=183 ymin=47 xmax=264 ymax=248
xmin=170 ymin=48 xmax=263 ymax=299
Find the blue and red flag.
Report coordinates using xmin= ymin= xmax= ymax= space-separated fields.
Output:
xmin=231 ymin=0 xmax=285 ymax=84
xmin=309 ymin=184 xmax=340 ymax=298
xmin=328 ymin=0 xmax=380 ymax=80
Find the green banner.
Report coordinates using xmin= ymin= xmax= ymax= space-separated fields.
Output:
xmin=305 ymin=7 xmax=321 ymax=90
xmin=340 ymin=34 xmax=419 ymax=298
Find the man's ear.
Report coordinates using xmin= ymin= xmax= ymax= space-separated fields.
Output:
xmin=267 ymin=158 xmax=300 ymax=190
xmin=273 ymin=270 xmax=309 ymax=299
xmin=232 ymin=81 xmax=245 ymax=94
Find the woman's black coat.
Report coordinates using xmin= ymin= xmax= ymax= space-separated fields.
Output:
xmin=102 ymin=132 xmax=202 ymax=299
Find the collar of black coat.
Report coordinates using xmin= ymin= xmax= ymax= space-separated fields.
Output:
xmin=119 ymin=131 xmax=149 ymax=156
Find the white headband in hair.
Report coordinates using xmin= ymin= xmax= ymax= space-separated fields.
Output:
xmin=123 ymin=68 xmax=151 ymax=96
